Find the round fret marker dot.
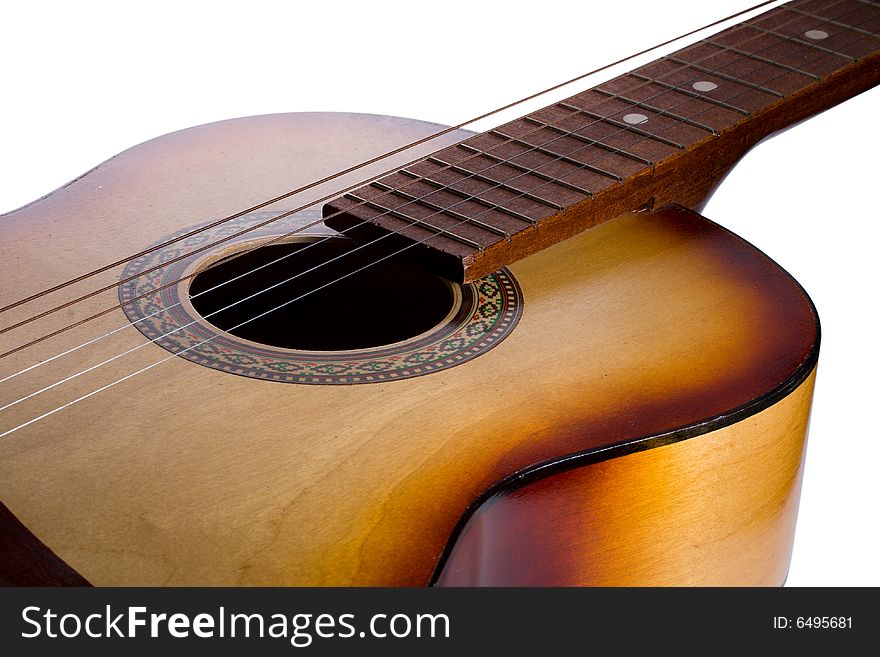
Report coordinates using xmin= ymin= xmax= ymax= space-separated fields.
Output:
xmin=623 ymin=113 xmax=649 ymax=125
xmin=692 ymin=80 xmax=718 ymax=92
xmin=804 ymin=29 xmax=829 ymax=40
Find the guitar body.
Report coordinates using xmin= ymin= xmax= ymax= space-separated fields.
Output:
xmin=0 ymin=112 xmax=817 ymax=586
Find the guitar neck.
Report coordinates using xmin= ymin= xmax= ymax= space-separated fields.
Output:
xmin=324 ymin=0 xmax=880 ymax=282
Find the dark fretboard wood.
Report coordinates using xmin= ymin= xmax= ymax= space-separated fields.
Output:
xmin=325 ymin=0 xmax=880 ymax=282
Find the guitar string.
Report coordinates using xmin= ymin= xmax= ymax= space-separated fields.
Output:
xmin=2 ymin=45 xmax=872 ymax=437
xmin=0 ymin=0 xmax=848 ymax=386
xmin=0 ymin=2 xmax=867 ymax=368
xmin=24 ymin=0 xmax=861 ymax=344
xmin=1 ymin=0 xmax=851 ymax=349
xmin=0 ymin=0 xmax=844 ymax=367
xmin=0 ymin=0 xmax=780 ymax=319
xmin=0 ymin=1 xmax=820 ymax=365
xmin=0 ymin=1 xmax=791 ymax=340
xmin=0 ymin=0 xmax=868 ymax=368
xmin=0 ymin=2 xmax=868 ymax=406
xmin=1 ymin=4 xmax=871 ymax=425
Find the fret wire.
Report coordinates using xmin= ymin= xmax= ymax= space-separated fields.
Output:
xmin=351 ymin=0 xmax=880 ymax=263
xmin=537 ymin=6 xmax=880 ymax=207
xmin=361 ymin=35 xmax=822 ymax=262
xmin=743 ymin=22 xmax=857 ymax=61
xmin=7 ymin=0 xmax=874 ymax=437
xmin=585 ymin=89 xmax=720 ymax=135
xmin=374 ymin=178 xmax=530 ymax=232
xmin=706 ymin=0 xmax=877 ymax=82
xmin=601 ymin=0 xmax=869 ymax=129
xmin=489 ymin=6 xmax=880 ymax=231
xmin=11 ymin=6 xmax=878 ymax=376
xmin=420 ymin=157 xmax=565 ymax=211
xmin=663 ymin=55 xmax=784 ymax=97
xmin=460 ymin=1 xmax=860 ymax=200
xmin=360 ymin=2 xmax=880 ymax=256
xmin=798 ymin=0 xmax=879 ymax=26
xmin=557 ymin=101 xmax=686 ymax=149
xmin=370 ymin=182 xmax=515 ymax=236
xmin=784 ymin=5 xmax=880 ymax=39
xmin=8 ymin=3 xmax=873 ymax=400
xmin=4 ymin=0 xmax=821 ymax=330
xmin=457 ymin=144 xmax=595 ymax=197
xmin=356 ymin=2 xmax=880 ymax=268
xmin=15 ymin=4 xmax=868 ymax=292
xmin=703 ymin=39 xmax=821 ymax=79
xmin=343 ymin=194 xmax=487 ymax=250
xmin=489 ymin=128 xmax=625 ymax=182
xmin=447 ymin=67 xmax=756 ymax=234
xmin=10 ymin=12 xmax=795 ymax=347
xmin=628 ymin=72 xmax=751 ymax=115
xmin=8 ymin=9 xmax=868 ymax=306
xmin=521 ymin=115 xmax=655 ymax=166
xmin=704 ymin=0 xmax=870 ymax=84
xmin=10 ymin=9 xmax=836 ymax=300
xmin=380 ymin=5 xmax=880 ymax=258
xmin=380 ymin=3 xmax=880 ymax=260
xmin=393 ymin=12 xmax=880 ymax=258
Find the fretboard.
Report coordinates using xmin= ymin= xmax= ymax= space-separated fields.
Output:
xmin=324 ymin=0 xmax=880 ymax=282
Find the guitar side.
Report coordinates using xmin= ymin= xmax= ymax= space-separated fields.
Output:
xmin=432 ymin=206 xmax=818 ymax=586
xmin=435 ymin=369 xmax=814 ymax=586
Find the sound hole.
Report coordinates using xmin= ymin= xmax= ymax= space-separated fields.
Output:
xmin=189 ymin=238 xmax=456 ymax=351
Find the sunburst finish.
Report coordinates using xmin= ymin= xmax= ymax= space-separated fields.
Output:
xmin=0 ymin=113 xmax=818 ymax=585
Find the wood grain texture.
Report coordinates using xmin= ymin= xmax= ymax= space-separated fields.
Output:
xmin=0 ymin=113 xmax=817 ymax=585
xmin=435 ymin=370 xmax=816 ymax=586
xmin=324 ymin=1 xmax=880 ymax=282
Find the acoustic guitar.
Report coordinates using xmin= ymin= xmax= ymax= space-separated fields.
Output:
xmin=1 ymin=0 xmax=879 ymax=586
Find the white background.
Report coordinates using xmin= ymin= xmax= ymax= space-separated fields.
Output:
xmin=1 ymin=1 xmax=877 ymax=586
